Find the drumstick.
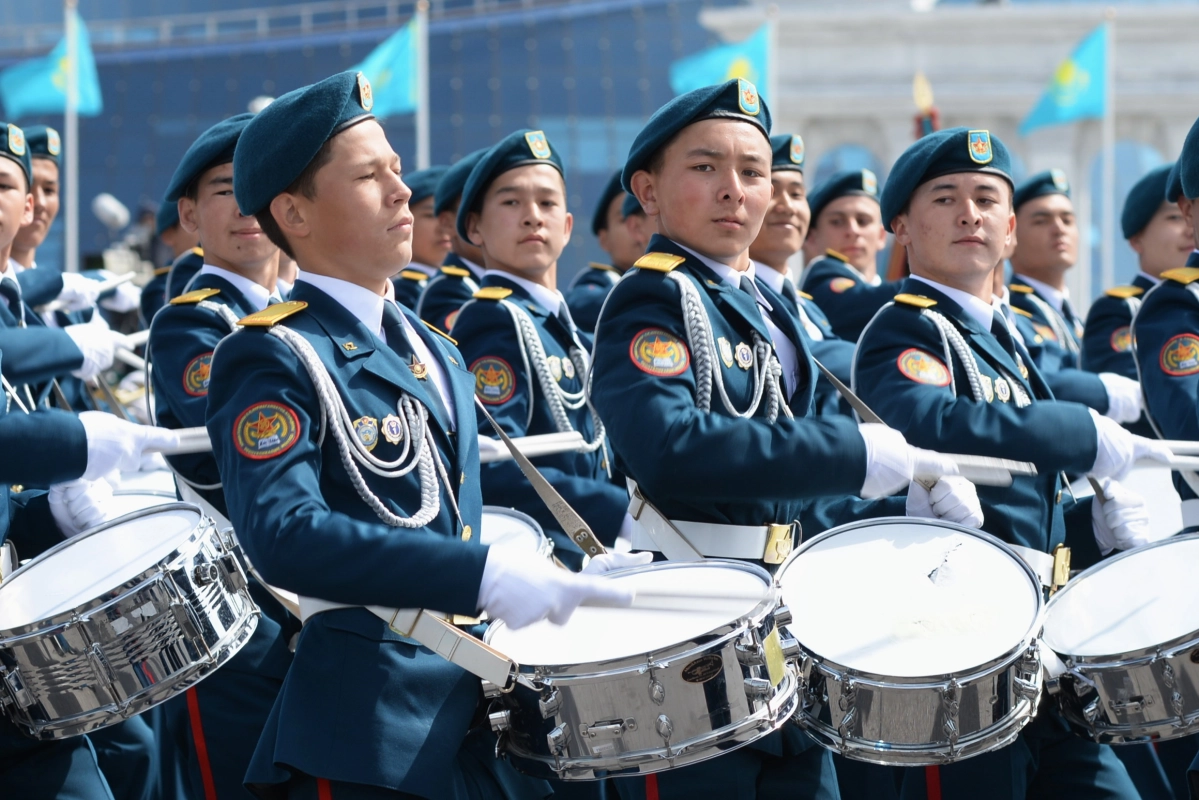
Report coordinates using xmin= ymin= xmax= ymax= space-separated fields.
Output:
xmin=114 ymin=348 xmax=147 ymax=370
xmin=1147 ymin=455 xmax=1199 ymax=471
xmin=40 ymin=272 xmax=135 ymax=312
xmin=123 ymin=329 xmax=151 ymax=349
xmin=147 ymin=426 xmax=212 ymax=455
xmin=479 ymin=432 xmax=587 ymax=463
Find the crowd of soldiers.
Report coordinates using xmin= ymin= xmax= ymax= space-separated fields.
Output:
xmin=2 ymin=68 xmax=1199 ymax=800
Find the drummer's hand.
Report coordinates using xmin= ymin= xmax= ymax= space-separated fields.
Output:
xmin=478 ymin=545 xmax=635 ymax=630
xmin=65 ymin=324 xmax=129 ymax=380
xmin=858 ymin=423 xmax=958 ymax=499
xmin=57 ymin=271 xmax=104 ymax=311
xmin=1088 ymin=410 xmax=1172 ymax=481
xmin=49 ymin=478 xmax=115 ymax=538
xmin=906 ymin=476 xmax=984 ymax=529
xmin=79 ymin=412 xmax=180 ymax=480
xmin=1098 ymin=373 xmax=1144 ymax=425
xmin=1091 ymin=477 xmax=1152 ymax=554
xmin=583 ymin=551 xmax=653 ymax=575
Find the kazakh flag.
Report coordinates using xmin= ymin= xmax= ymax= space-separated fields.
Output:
xmin=353 ymin=20 xmax=418 ymax=119
xmin=0 ymin=10 xmax=103 ymax=119
xmin=670 ymin=24 xmax=770 ymax=99
xmin=1019 ymin=24 xmax=1108 ymax=135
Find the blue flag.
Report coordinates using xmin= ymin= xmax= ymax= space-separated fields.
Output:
xmin=0 ymin=10 xmax=103 ymax=120
xmin=353 ymin=20 xmax=418 ymax=119
xmin=1019 ymin=24 xmax=1108 ymax=136
xmin=670 ymin=24 xmax=770 ymax=99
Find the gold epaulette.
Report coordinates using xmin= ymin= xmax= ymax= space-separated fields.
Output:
xmin=798 ymin=290 xmax=814 ymax=300
xmin=189 ymin=246 xmax=204 ymax=256
xmin=588 ymin=262 xmax=619 ymax=273
xmin=825 ymin=249 xmax=849 ymax=263
xmin=633 ymin=252 xmax=685 ymax=273
xmin=399 ymin=270 xmax=429 ymax=282
xmin=440 ymin=266 xmax=470 ymax=278
xmin=1162 ymin=267 xmax=1199 ymax=285
xmin=422 ymin=320 xmax=458 ymax=345
xmin=894 ymin=293 xmax=936 ymax=309
xmin=1009 ymin=283 xmax=1034 ymax=294
xmin=1012 ymin=306 xmax=1033 ymax=318
xmin=153 ymin=266 xmax=170 ymax=276
xmin=237 ymin=301 xmax=308 ymax=327
xmin=473 ymin=287 xmax=513 ymax=301
xmin=1104 ymin=285 xmax=1144 ymax=299
xmin=170 ymin=288 xmax=221 ymax=305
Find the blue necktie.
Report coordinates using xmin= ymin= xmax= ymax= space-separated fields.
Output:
xmin=382 ymin=301 xmax=451 ymax=429
xmin=0 ymin=277 xmax=25 ymax=326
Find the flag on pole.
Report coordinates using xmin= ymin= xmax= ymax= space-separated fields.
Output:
xmin=1019 ymin=23 xmax=1108 ymax=135
xmin=0 ymin=10 xmax=102 ymax=120
xmin=353 ymin=20 xmax=419 ymax=119
xmin=669 ymin=24 xmax=771 ymax=99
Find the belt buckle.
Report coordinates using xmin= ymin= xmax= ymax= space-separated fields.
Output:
xmin=1050 ymin=544 xmax=1071 ymax=594
xmin=762 ymin=523 xmax=794 ymax=565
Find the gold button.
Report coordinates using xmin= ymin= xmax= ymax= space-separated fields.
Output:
xmin=1056 ymin=490 xmax=1062 ymax=504
xmin=9 ymin=485 xmax=22 ymax=493
xmin=461 ymin=525 xmax=472 ymax=541
xmin=460 ymin=471 xmax=466 ymax=484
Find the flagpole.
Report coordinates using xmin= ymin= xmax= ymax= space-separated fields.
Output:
xmin=1101 ymin=10 xmax=1116 ymax=292
xmin=64 ymin=0 xmax=79 ymax=273
xmin=415 ymin=0 xmax=430 ymax=170
xmin=766 ymin=4 xmax=779 ymax=109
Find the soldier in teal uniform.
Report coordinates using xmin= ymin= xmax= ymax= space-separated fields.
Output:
xmin=142 ymin=198 xmax=200 ymax=326
xmin=1165 ymin=158 xmax=1199 ymax=271
xmin=416 ymin=148 xmax=489 ymax=331
xmin=210 ymin=70 xmax=633 ymax=800
xmin=852 ymin=125 xmax=1171 ymax=800
xmin=391 ymin=165 xmax=449 ymax=309
xmin=565 ymin=169 xmax=638 ymax=333
xmin=452 ymin=129 xmax=628 ymax=570
xmin=800 ymin=169 xmax=900 ymax=341
xmin=589 ymin=79 xmax=985 ymax=800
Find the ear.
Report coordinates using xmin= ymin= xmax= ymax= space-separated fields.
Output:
xmin=465 ymin=211 xmax=484 ymax=248
xmin=561 ymin=210 xmax=573 ymax=248
xmin=177 ymin=197 xmax=199 ymax=235
xmin=271 ymin=193 xmax=310 ymax=243
xmin=630 ymin=170 xmax=659 ymax=217
xmin=1180 ymin=197 xmax=1197 ymax=238
xmin=891 ymin=214 xmax=911 ymax=248
xmin=1004 ymin=209 xmax=1016 ymax=251
xmin=20 ymin=192 xmax=33 ymax=227
xmin=1128 ymin=231 xmax=1145 ymax=256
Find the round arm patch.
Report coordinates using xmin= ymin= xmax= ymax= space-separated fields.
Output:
xmin=828 ymin=277 xmax=856 ymax=294
xmin=234 ymin=402 xmax=301 ymax=459
xmin=896 ymin=348 xmax=951 ymax=386
xmin=629 ymin=328 xmax=689 ymax=377
xmin=471 ymin=356 xmax=516 ymax=404
xmin=1109 ymin=326 xmax=1132 ymax=353
xmin=1160 ymin=334 xmax=1199 ymax=376
xmin=183 ymin=352 xmax=214 ymax=397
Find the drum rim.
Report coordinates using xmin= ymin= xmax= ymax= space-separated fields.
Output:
xmin=1043 ymin=530 xmax=1199 ymax=662
xmin=112 ymin=489 xmax=178 ymax=498
xmin=777 ymin=516 xmax=1045 ymax=683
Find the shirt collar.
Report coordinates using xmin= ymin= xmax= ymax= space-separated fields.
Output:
xmin=910 ymin=274 xmax=1001 ymax=332
xmin=2 ymin=259 xmax=18 ymax=277
xmin=6 ymin=258 xmax=27 ymax=275
xmin=1014 ymin=273 xmax=1067 ymax=312
xmin=683 ymin=247 xmax=773 ymax=311
xmin=483 ymin=269 xmax=564 ymax=316
xmin=1136 ymin=271 xmax=1162 ymax=287
xmin=198 ymin=265 xmax=278 ymax=312
xmin=297 ymin=271 xmax=394 ymax=335
xmin=755 ymin=263 xmax=791 ymax=296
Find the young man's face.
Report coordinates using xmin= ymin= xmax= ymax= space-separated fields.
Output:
xmin=808 ymin=195 xmax=886 ymax=272
xmin=0 ymin=159 xmax=32 ymax=256
xmin=439 ymin=198 xmax=484 ymax=265
xmin=633 ymin=118 xmax=772 ymax=264
xmin=597 ymin=193 xmax=642 ymax=271
xmin=624 ymin=210 xmax=654 ymax=253
xmin=409 ymin=195 xmax=452 ymax=268
xmin=180 ymin=161 xmax=277 ymax=272
xmin=13 ymin=158 xmax=58 ymax=252
xmin=749 ymin=170 xmax=809 ymax=269
xmin=160 ymin=223 xmax=200 ymax=259
xmin=1130 ymin=200 xmax=1194 ymax=277
xmin=1011 ymin=193 xmax=1077 ymax=274
xmin=893 ymin=171 xmax=1015 ymax=296
xmin=468 ymin=163 xmax=572 ymax=282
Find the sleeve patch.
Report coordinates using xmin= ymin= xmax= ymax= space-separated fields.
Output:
xmin=471 ymin=356 xmax=516 ymax=404
xmin=183 ymin=352 xmax=213 ymax=397
xmin=828 ymin=277 xmax=856 ymax=294
xmin=897 ymin=348 xmax=951 ymax=386
xmin=630 ymin=328 xmax=690 ymax=376
xmin=445 ymin=309 xmax=460 ymax=331
xmin=1160 ymin=334 xmax=1199 ymax=376
xmin=233 ymin=402 xmax=301 ymax=460
xmin=1109 ymin=326 xmax=1132 ymax=353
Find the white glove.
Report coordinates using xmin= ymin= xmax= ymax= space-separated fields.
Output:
xmin=582 ymin=550 xmax=653 ymax=575
xmin=99 ymin=281 xmax=142 ymax=314
xmin=478 ymin=545 xmax=636 ymax=629
xmin=1090 ymin=477 xmax=1155 ymax=554
xmin=859 ymin=423 xmax=959 ymax=499
xmin=65 ymin=324 xmax=130 ymax=380
xmin=49 ymin=478 xmax=116 ymax=538
xmin=1098 ymin=373 xmax=1144 ymax=425
xmin=57 ymin=272 xmax=105 ymax=312
xmin=79 ymin=412 xmax=180 ymax=480
xmin=906 ymin=476 xmax=984 ymax=529
xmin=1088 ymin=409 xmax=1172 ymax=481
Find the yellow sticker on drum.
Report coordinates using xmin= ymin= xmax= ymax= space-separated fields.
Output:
xmin=764 ymin=627 xmax=785 ymax=688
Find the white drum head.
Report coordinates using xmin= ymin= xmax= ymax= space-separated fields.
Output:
xmin=779 ymin=521 xmax=1040 ymax=678
xmin=480 ymin=508 xmax=544 ymax=554
xmin=0 ymin=507 xmax=202 ymax=630
xmin=487 ymin=563 xmax=768 ymax=666
xmin=1045 ymin=535 xmax=1199 ymax=657
xmin=109 ymin=492 xmax=178 ymax=518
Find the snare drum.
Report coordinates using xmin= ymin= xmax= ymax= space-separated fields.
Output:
xmin=484 ymin=560 xmax=797 ymax=780
xmin=778 ymin=518 xmax=1044 ymax=766
xmin=481 ymin=506 xmax=554 ymax=561
xmin=0 ymin=504 xmax=258 ymax=739
xmin=1044 ymin=533 xmax=1199 ymax=743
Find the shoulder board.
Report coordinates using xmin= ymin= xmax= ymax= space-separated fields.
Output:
xmin=798 ymin=290 xmax=813 ymax=300
xmin=588 ymin=262 xmax=619 ymax=273
xmin=893 ymin=293 xmax=936 ymax=309
xmin=399 ymin=270 xmax=429 ymax=282
xmin=237 ymin=300 xmax=308 ymax=327
xmin=1008 ymin=283 xmax=1034 ymax=294
xmin=633 ymin=252 xmax=685 ymax=273
xmin=824 ymin=249 xmax=849 ymax=263
xmin=440 ymin=266 xmax=470 ymax=278
xmin=154 ymin=266 xmax=171 ymax=276
xmin=1011 ymin=306 xmax=1033 ymax=318
xmin=190 ymin=247 xmax=204 ymax=257
xmin=473 ymin=287 xmax=513 ymax=301
xmin=169 ymin=288 xmax=221 ymax=305
xmin=422 ymin=320 xmax=458 ymax=345
xmin=1104 ymin=285 xmax=1144 ymax=299
xmin=1162 ymin=267 xmax=1199 ymax=285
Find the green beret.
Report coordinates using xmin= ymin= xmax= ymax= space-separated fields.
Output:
xmin=621 ymin=79 xmax=771 ymax=193
xmin=1013 ymin=169 xmax=1070 ymax=212
xmin=433 ymin=148 xmax=487 ymax=217
xmin=1121 ymin=163 xmax=1173 ymax=240
xmin=0 ymin=122 xmax=31 ymax=189
xmin=591 ymin=170 xmax=626 ymax=236
xmin=166 ymin=113 xmax=254 ymax=203
xmin=770 ymin=134 xmax=805 ymax=173
xmin=621 ymin=192 xmax=644 ymax=218
xmin=23 ymin=125 xmax=60 ymax=167
xmin=155 ymin=199 xmax=180 ymax=235
xmin=404 ymin=165 xmax=449 ymax=206
xmin=809 ymin=169 xmax=878 ymax=225
xmin=1166 ymin=160 xmax=1184 ymax=203
xmin=1179 ymin=115 xmax=1199 ymax=200
xmin=879 ymin=127 xmax=1013 ymax=233
xmin=234 ymin=71 xmax=375 ymax=216
xmin=456 ymin=129 xmax=564 ymax=241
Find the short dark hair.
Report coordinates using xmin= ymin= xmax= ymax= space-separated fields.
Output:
xmin=255 ymin=139 xmax=336 ymax=260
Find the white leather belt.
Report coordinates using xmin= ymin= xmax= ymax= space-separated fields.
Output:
xmin=1007 ymin=544 xmax=1056 ymax=589
xmin=1182 ymin=499 xmax=1199 ymax=529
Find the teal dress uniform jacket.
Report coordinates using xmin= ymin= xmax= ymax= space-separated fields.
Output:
xmin=1009 ymin=310 xmax=1112 ymax=416
xmin=1082 ymin=274 xmax=1156 ymax=378
xmin=564 ymin=263 xmax=621 ymax=334
xmin=1008 ymin=277 xmax=1084 ymax=369
xmin=416 ymin=254 xmax=481 ymax=331
xmin=800 ymin=251 xmax=901 ymax=342
xmin=164 ymin=248 xmax=205 ymax=301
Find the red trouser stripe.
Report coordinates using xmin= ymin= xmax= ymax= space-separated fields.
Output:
xmin=925 ymin=765 xmax=942 ymax=800
xmin=645 ymin=773 xmax=659 ymax=800
xmin=185 ymin=688 xmax=218 ymax=800
xmin=316 ymin=778 xmax=334 ymax=800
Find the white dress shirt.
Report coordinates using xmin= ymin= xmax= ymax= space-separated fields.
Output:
xmin=197 ymin=265 xmax=279 ymax=312
xmin=910 ymin=274 xmax=1005 ymax=333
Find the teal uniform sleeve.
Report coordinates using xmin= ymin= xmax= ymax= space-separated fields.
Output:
xmin=416 ymin=273 xmax=475 ymax=332
xmin=800 ymin=258 xmax=901 ymax=342
xmin=1081 ymin=294 xmax=1138 ymax=378
xmin=0 ymin=409 xmax=87 ymax=484
xmin=0 ymin=327 xmax=84 ymax=385
xmin=15 ymin=266 xmax=64 ymax=308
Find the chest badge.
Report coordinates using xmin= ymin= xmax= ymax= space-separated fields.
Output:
xmin=734 ymin=342 xmax=754 ymax=370
xmin=980 ymin=374 xmax=994 ymax=403
xmin=353 ymin=417 xmax=379 ymax=451
xmin=562 ymin=357 xmax=576 ymax=379
xmin=381 ymin=414 xmax=405 ymax=445
xmin=718 ymin=337 xmax=735 ymax=368
xmin=343 ymin=341 xmax=358 ymax=351
xmin=995 ymin=377 xmax=1012 ymax=403
xmin=409 ymin=355 xmax=428 ymax=380
xmin=547 ymin=355 xmax=563 ymax=382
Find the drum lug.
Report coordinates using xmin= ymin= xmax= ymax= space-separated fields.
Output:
xmin=489 ymin=709 xmax=512 ymax=732
xmin=217 ymin=553 xmax=248 ymax=593
xmin=546 ymin=723 xmax=571 ymax=755
xmin=481 ymin=679 xmax=503 ymax=700
xmin=538 ymin=689 xmax=561 ymax=719
xmin=580 ymin=718 xmax=635 ymax=740
xmin=744 ymin=677 xmax=773 ymax=698
xmin=941 ymin=679 xmax=961 ymax=758
xmin=773 ymin=604 xmax=793 ymax=628
xmin=837 ymin=678 xmax=857 ymax=745
xmin=0 ymin=667 xmax=33 ymax=709
xmin=1109 ymin=696 xmax=1150 ymax=714
xmin=736 ymin=641 xmax=764 ymax=666
xmin=649 ymin=678 xmax=666 ymax=705
xmin=193 ymin=563 xmax=220 ymax=586
xmin=780 ymin=637 xmax=801 ymax=660
xmin=655 ymin=713 xmax=673 ymax=742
